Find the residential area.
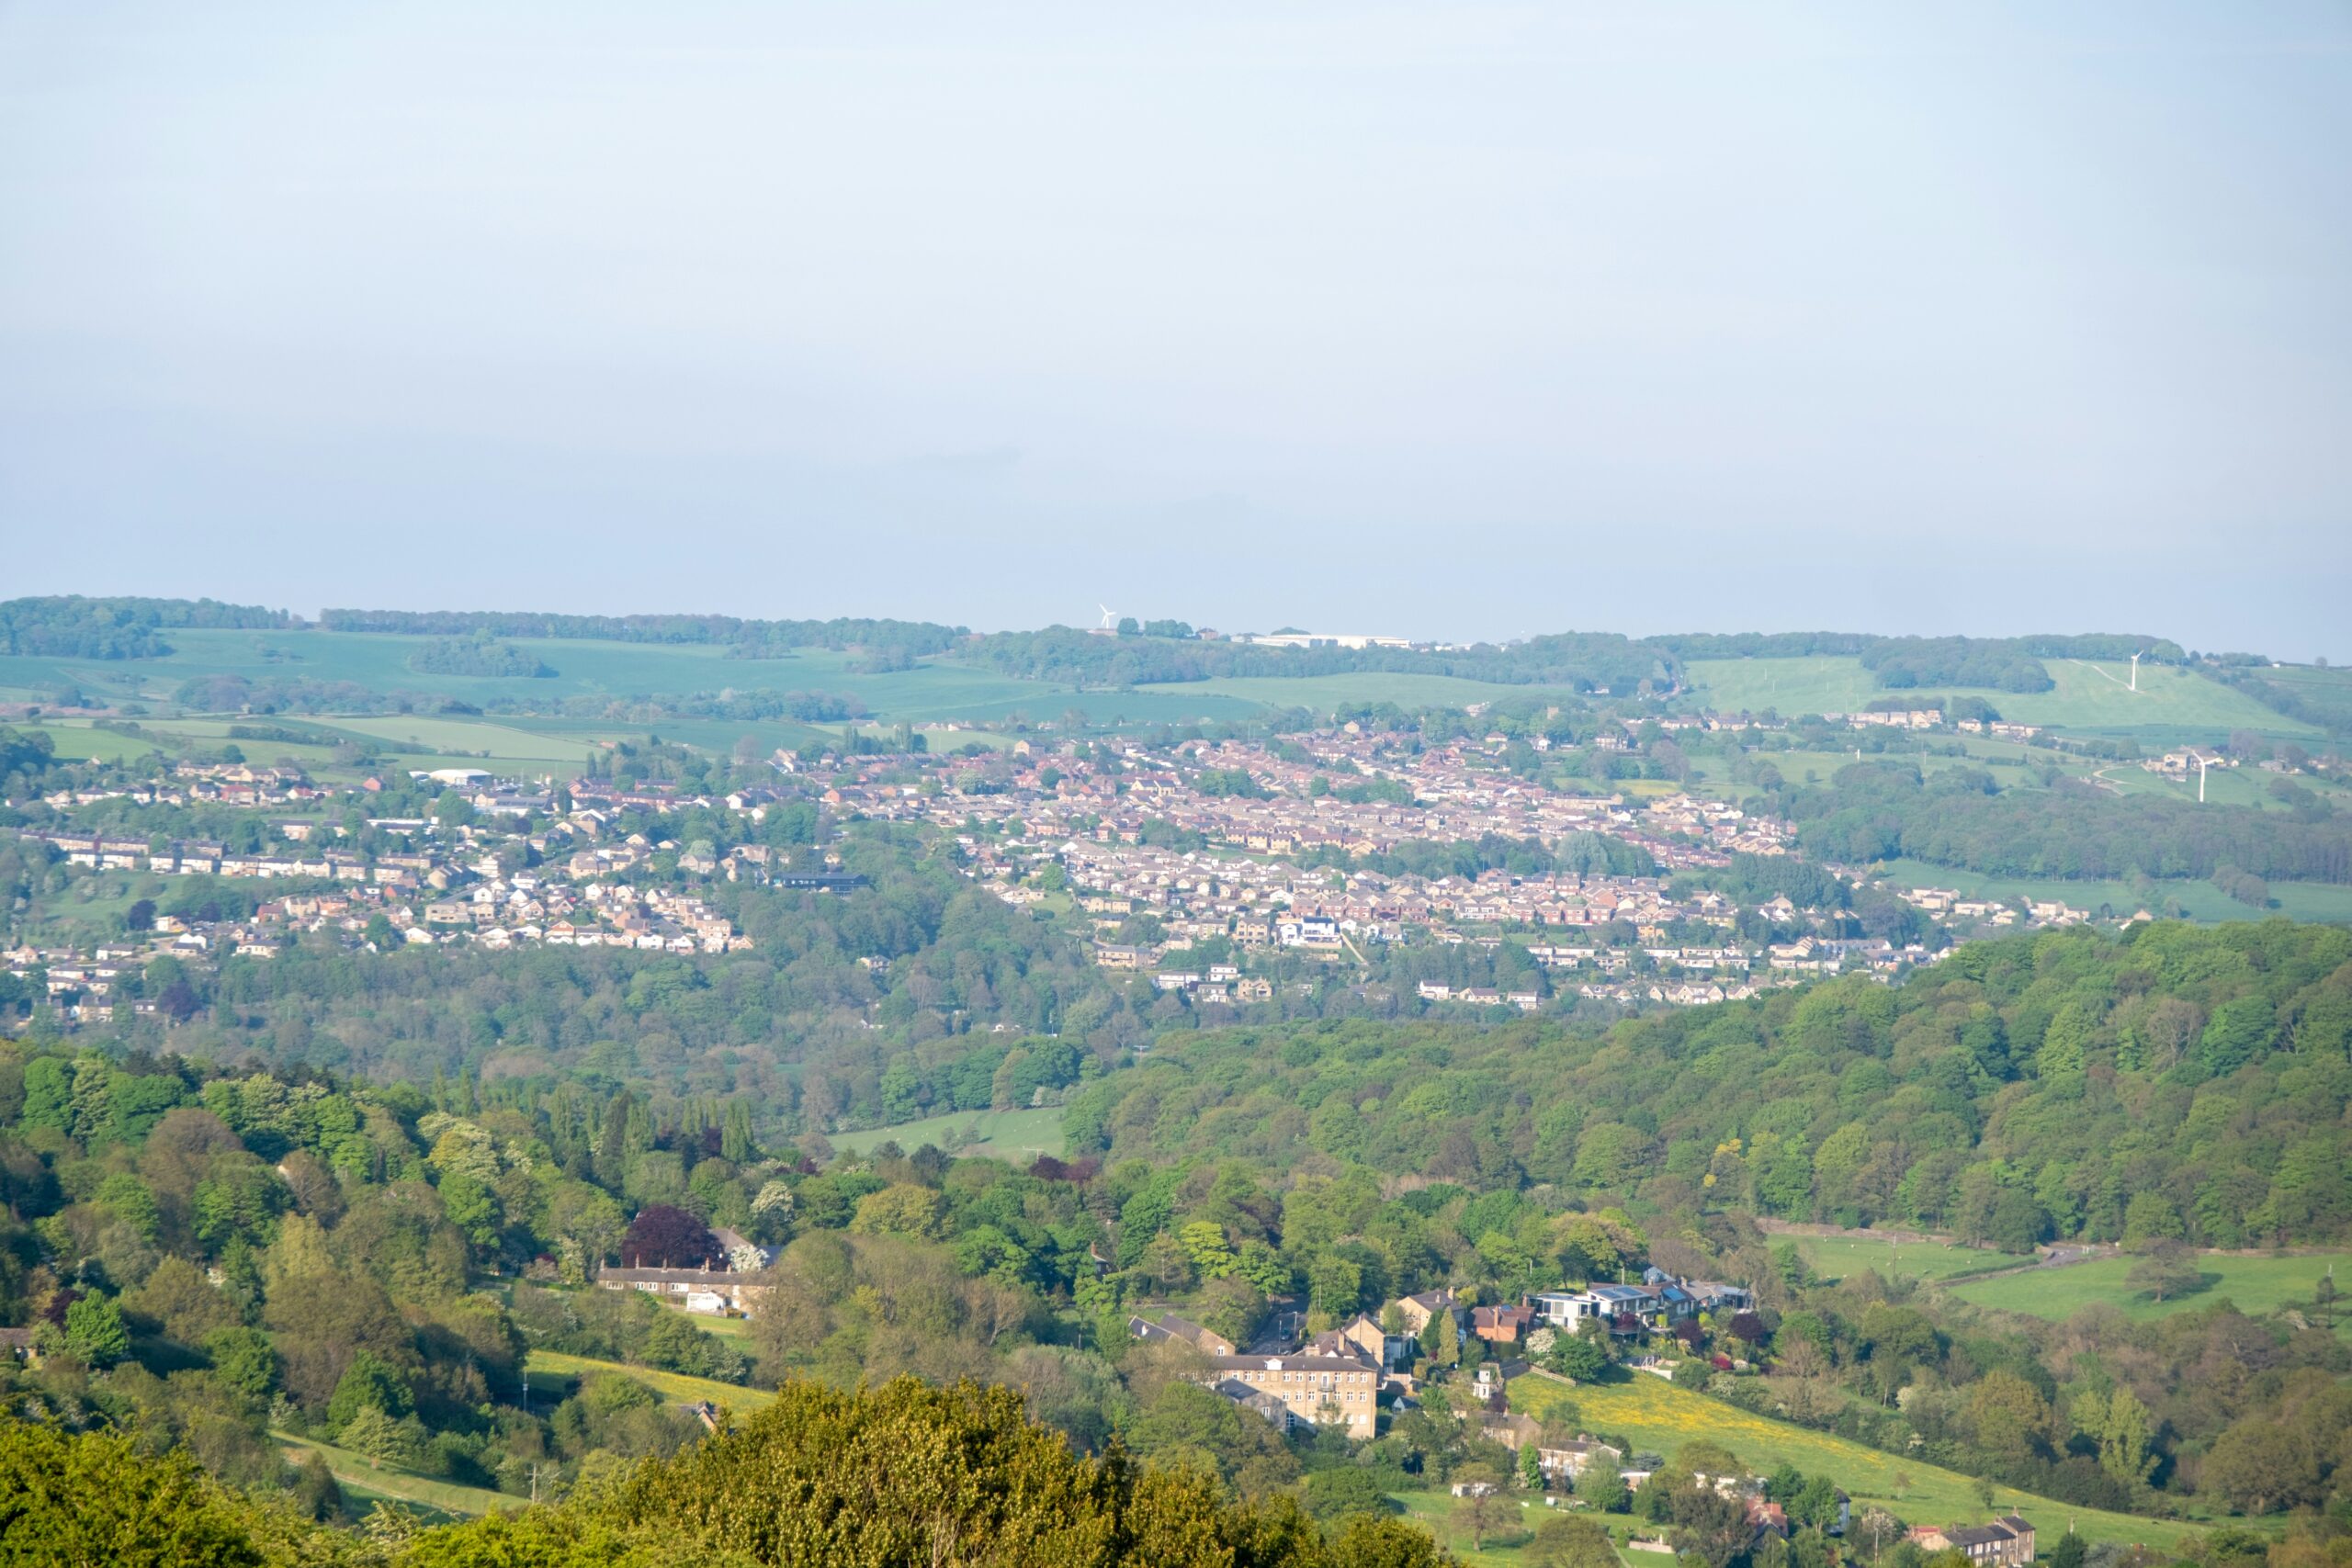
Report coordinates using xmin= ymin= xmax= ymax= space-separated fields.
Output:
xmin=3 ymin=716 xmax=2140 ymax=1032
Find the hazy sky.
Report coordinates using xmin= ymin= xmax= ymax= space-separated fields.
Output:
xmin=3 ymin=3 xmax=2347 ymax=656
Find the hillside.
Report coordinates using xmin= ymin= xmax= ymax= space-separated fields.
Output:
xmin=1507 ymin=1374 xmax=2208 ymax=1554
xmin=1068 ymin=920 xmax=2352 ymax=1250
xmin=1684 ymin=656 xmax=2318 ymax=740
xmin=6 ymin=602 xmax=2309 ymax=751
xmin=1947 ymin=1250 xmax=2352 ymax=1333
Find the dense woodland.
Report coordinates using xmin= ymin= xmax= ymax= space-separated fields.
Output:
xmin=407 ymin=639 xmax=557 ymax=680
xmin=0 ymin=922 xmax=2346 ymax=1564
xmin=1070 ymin=921 xmax=2352 ymax=1250
xmin=0 ymin=596 xmax=291 ymax=660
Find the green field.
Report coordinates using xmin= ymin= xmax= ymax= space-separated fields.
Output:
xmin=1869 ymin=858 xmax=2352 ymax=925
xmin=10 ymin=722 xmax=168 ymax=764
xmin=1794 ymin=1235 xmax=2030 ymax=1285
xmin=20 ymin=712 xmax=595 ymax=780
xmin=649 ymin=1298 xmax=757 ymax=1340
xmin=0 ymin=626 xmax=1286 ymax=730
xmin=7 ymin=875 xmax=159 ymax=944
xmin=1685 ymin=729 xmax=2349 ymax=821
xmin=0 ymin=627 xmax=797 ymax=708
xmin=1947 ymin=1251 xmax=2352 ymax=1332
xmin=274 ymin=1429 xmax=514 ymax=1518
xmin=0 ymin=624 xmax=1631 ymax=736
xmin=2086 ymin=759 xmax=2352 ymax=815
xmin=1391 ymin=1486 xmax=1649 ymax=1565
xmin=827 ymin=1105 xmax=1067 ymax=1161
xmin=1509 ymin=1372 xmax=2210 ymax=1553
xmin=524 ymin=1348 xmax=776 ymax=1412
xmin=10 ymin=630 xmax=2333 ymax=762
xmin=2207 ymin=664 xmax=2352 ymax=736
xmin=317 ymin=714 xmax=596 ymax=761
xmin=1684 ymin=657 xmax=2318 ymax=739
xmin=6 ymin=628 xmax=2334 ymax=747
xmin=524 ymin=715 xmax=838 ymax=755
xmin=1150 ymin=672 xmax=1589 ymax=716
xmin=842 ymin=663 xmax=1227 ymax=726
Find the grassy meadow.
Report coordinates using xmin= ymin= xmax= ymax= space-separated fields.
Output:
xmin=274 ymin=1429 xmax=514 ymax=1518
xmin=1389 ymin=1486 xmax=1651 ymax=1566
xmin=14 ymin=713 xmax=597 ymax=782
xmin=2233 ymin=664 xmax=2352 ymax=732
xmin=309 ymin=714 xmax=594 ymax=761
xmin=0 ymin=627 xmax=798 ymax=708
xmin=10 ymin=626 xmax=2324 ymax=748
xmin=6 ymin=874 xmax=161 ymax=945
xmin=826 ymin=1104 xmax=1067 ymax=1161
xmin=646 ymin=1297 xmax=757 ymax=1341
xmin=523 ymin=1348 xmax=776 ymax=1413
xmin=5 ymin=720 xmax=170 ymax=765
xmin=1507 ymin=1372 xmax=2211 ymax=1554
xmin=1154 ymin=672 xmax=1589 ymax=717
xmin=2086 ymin=759 xmax=2352 ymax=815
xmin=1682 ymin=657 xmax=2315 ymax=739
xmin=0 ymin=626 xmax=1280 ymax=731
xmin=1793 ymin=1235 xmax=2030 ymax=1285
xmin=1946 ymin=1252 xmax=2352 ymax=1333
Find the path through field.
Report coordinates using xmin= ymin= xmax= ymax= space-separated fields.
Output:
xmin=2071 ymin=659 xmax=2135 ymax=689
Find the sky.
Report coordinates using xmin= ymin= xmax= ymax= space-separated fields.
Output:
xmin=2 ymin=2 xmax=2347 ymax=657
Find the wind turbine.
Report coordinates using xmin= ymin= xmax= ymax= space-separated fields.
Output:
xmin=1097 ymin=604 xmax=1119 ymax=630
xmin=2130 ymin=651 xmax=2141 ymax=692
xmin=2196 ymin=752 xmax=2210 ymax=803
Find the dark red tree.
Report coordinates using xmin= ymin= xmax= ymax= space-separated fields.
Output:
xmin=1727 ymin=1311 xmax=1767 ymax=1345
xmin=620 ymin=1204 xmax=720 ymax=1269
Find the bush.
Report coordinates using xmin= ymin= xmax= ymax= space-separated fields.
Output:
xmin=1302 ymin=1466 xmax=1398 ymax=1522
xmin=0 ymin=1423 xmax=266 ymax=1567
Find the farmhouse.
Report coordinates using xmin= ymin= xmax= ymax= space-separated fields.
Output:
xmin=1911 ymin=1517 xmax=2036 ymax=1566
xmin=593 ymin=1266 xmax=765 ymax=1316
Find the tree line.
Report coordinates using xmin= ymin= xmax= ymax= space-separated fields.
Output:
xmin=0 ymin=595 xmax=290 ymax=660
xmin=1780 ymin=763 xmax=2352 ymax=885
xmin=320 ymin=607 xmax=968 ymax=660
